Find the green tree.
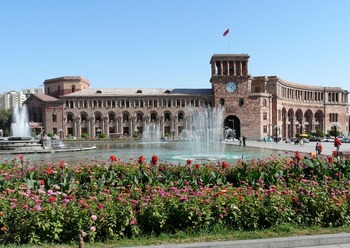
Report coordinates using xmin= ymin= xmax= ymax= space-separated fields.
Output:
xmin=0 ymin=108 xmax=12 ymax=136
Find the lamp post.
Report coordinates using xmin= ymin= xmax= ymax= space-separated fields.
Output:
xmin=297 ymin=124 xmax=305 ymax=136
xmin=331 ymin=122 xmax=341 ymax=138
xmin=273 ymin=125 xmax=280 ymax=143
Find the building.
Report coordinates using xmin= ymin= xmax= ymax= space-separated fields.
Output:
xmin=0 ymin=91 xmax=27 ymax=110
xmin=24 ymin=54 xmax=349 ymax=140
xmin=0 ymin=88 xmax=43 ymax=110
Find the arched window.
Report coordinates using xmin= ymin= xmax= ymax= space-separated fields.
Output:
xmin=81 ymin=113 xmax=87 ymax=122
xmin=109 ymin=113 xmax=115 ymax=122
xmin=123 ymin=113 xmax=129 ymax=122
xmin=220 ymin=98 xmax=225 ymax=106
xmin=67 ymin=113 xmax=73 ymax=122
xmin=151 ymin=113 xmax=157 ymax=122
xmin=137 ymin=113 xmax=143 ymax=122
xmin=164 ymin=112 xmax=171 ymax=121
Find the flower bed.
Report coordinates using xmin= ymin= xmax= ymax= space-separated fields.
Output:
xmin=0 ymin=152 xmax=350 ymax=245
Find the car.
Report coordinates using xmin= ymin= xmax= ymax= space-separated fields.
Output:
xmin=340 ymin=137 xmax=350 ymax=143
xmin=324 ymin=137 xmax=335 ymax=142
xmin=309 ymin=136 xmax=321 ymax=142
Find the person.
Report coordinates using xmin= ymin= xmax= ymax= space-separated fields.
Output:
xmin=242 ymin=136 xmax=246 ymax=146
xmin=317 ymin=142 xmax=323 ymax=155
xmin=315 ymin=142 xmax=319 ymax=153
xmin=334 ymin=137 xmax=342 ymax=152
xmin=299 ymin=138 xmax=304 ymax=146
xmin=239 ymin=136 xmax=243 ymax=146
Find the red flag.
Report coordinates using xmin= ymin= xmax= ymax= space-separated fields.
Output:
xmin=223 ymin=28 xmax=229 ymax=36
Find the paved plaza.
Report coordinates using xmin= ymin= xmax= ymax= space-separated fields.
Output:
xmin=239 ymin=139 xmax=350 ymax=157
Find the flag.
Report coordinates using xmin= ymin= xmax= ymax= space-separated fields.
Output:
xmin=223 ymin=28 xmax=229 ymax=36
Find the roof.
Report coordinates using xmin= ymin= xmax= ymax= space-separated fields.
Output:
xmin=31 ymin=93 xmax=59 ymax=101
xmin=61 ymin=88 xmax=213 ymax=98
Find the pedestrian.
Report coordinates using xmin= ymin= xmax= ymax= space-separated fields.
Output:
xmin=242 ymin=136 xmax=246 ymax=146
xmin=239 ymin=137 xmax=243 ymax=146
xmin=300 ymin=138 xmax=304 ymax=146
xmin=334 ymin=137 xmax=342 ymax=152
xmin=315 ymin=142 xmax=319 ymax=153
xmin=317 ymin=142 xmax=323 ymax=155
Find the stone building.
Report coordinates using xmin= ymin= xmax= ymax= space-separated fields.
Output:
xmin=24 ymin=54 xmax=349 ymax=140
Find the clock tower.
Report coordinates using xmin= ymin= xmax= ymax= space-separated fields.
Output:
xmin=209 ymin=54 xmax=250 ymax=137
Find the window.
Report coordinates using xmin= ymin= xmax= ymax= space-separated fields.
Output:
xmin=67 ymin=114 xmax=73 ymax=122
xmin=178 ymin=112 xmax=184 ymax=121
xmin=219 ymin=98 xmax=225 ymax=106
xmin=52 ymin=114 xmax=57 ymax=122
xmin=239 ymin=98 xmax=244 ymax=107
xmin=263 ymin=112 xmax=267 ymax=120
xmin=263 ymin=125 xmax=267 ymax=133
xmin=123 ymin=113 xmax=129 ymax=122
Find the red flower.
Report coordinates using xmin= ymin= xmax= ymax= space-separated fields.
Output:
xmin=195 ymin=163 xmax=200 ymax=169
xmin=40 ymin=179 xmax=45 ymax=185
xmin=46 ymin=168 xmax=52 ymax=175
xmin=48 ymin=196 xmax=56 ymax=203
xmin=151 ymin=155 xmax=158 ymax=165
xmin=186 ymin=159 xmax=192 ymax=165
xmin=332 ymin=151 xmax=338 ymax=157
xmin=138 ymin=155 xmax=145 ymax=165
xmin=328 ymin=156 xmax=334 ymax=164
xmin=19 ymin=155 xmax=24 ymax=161
xmin=59 ymin=160 xmax=65 ymax=169
xmin=109 ymin=155 xmax=117 ymax=162
xmin=221 ymin=161 xmax=228 ymax=169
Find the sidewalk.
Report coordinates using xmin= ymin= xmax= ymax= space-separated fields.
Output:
xmin=131 ymin=233 xmax=350 ymax=248
xmin=242 ymin=139 xmax=350 ymax=156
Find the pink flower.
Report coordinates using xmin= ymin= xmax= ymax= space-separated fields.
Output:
xmin=34 ymin=205 xmax=41 ymax=211
xmin=130 ymin=219 xmax=137 ymax=225
xmin=90 ymin=226 xmax=96 ymax=232
xmin=91 ymin=215 xmax=97 ymax=221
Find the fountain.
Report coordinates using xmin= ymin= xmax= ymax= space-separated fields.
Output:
xmin=176 ymin=106 xmax=240 ymax=162
xmin=9 ymin=105 xmax=32 ymax=140
xmin=142 ymin=122 xmax=162 ymax=142
xmin=0 ymin=105 xmax=43 ymax=150
xmin=0 ymin=105 xmax=96 ymax=153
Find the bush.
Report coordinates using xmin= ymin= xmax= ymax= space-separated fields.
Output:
xmin=81 ymin=133 xmax=89 ymax=139
xmin=1 ymin=152 xmax=350 ymax=244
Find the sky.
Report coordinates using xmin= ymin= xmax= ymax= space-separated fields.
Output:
xmin=1 ymin=0 xmax=350 ymax=93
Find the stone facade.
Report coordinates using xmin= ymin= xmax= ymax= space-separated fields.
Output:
xmin=24 ymin=54 xmax=349 ymax=140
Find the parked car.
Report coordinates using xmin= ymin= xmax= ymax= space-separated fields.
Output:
xmin=340 ymin=137 xmax=350 ymax=143
xmin=324 ymin=137 xmax=335 ymax=142
xmin=309 ymin=136 xmax=321 ymax=142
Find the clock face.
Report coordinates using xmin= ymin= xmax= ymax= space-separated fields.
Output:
xmin=226 ymin=82 xmax=237 ymax=93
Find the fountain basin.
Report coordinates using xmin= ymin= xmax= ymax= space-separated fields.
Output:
xmin=0 ymin=137 xmax=42 ymax=150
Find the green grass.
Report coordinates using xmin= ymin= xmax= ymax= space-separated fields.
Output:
xmin=2 ymin=224 xmax=350 ymax=248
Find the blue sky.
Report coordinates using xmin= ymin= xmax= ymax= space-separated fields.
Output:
xmin=1 ymin=0 xmax=350 ymax=93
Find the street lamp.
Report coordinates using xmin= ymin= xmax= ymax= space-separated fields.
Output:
xmin=297 ymin=123 xmax=305 ymax=135
xmin=331 ymin=122 xmax=341 ymax=138
xmin=273 ymin=125 xmax=280 ymax=143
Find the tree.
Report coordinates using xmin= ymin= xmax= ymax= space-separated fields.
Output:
xmin=0 ymin=109 xmax=12 ymax=136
